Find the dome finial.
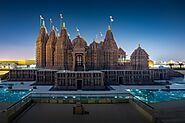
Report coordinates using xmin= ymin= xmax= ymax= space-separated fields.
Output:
xmin=108 ymin=16 xmax=113 ymax=30
xmin=40 ymin=15 xmax=44 ymax=27
xmin=42 ymin=20 xmax=45 ymax=27
xmin=52 ymin=25 xmax=55 ymax=30
xmin=138 ymin=43 xmax=141 ymax=47
xmin=95 ymin=34 xmax=98 ymax=43
xmin=62 ymin=22 xmax=65 ymax=28
xmin=108 ymin=25 xmax=111 ymax=30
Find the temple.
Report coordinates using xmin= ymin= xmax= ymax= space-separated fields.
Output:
xmin=8 ymin=18 xmax=170 ymax=90
xmin=36 ymin=21 xmax=149 ymax=71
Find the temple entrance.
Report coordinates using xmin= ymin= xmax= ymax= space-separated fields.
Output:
xmin=77 ymin=80 xmax=82 ymax=90
xmin=160 ymin=73 xmax=163 ymax=80
xmin=75 ymin=54 xmax=84 ymax=71
xmin=118 ymin=77 xmax=123 ymax=84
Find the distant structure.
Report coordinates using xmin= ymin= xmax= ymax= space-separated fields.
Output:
xmin=36 ymin=20 xmax=149 ymax=71
xmin=0 ymin=60 xmax=35 ymax=69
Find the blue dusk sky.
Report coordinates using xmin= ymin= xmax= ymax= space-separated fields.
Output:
xmin=0 ymin=0 xmax=185 ymax=61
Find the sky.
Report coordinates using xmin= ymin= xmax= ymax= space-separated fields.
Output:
xmin=0 ymin=0 xmax=185 ymax=61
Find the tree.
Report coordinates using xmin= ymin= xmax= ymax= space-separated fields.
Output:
xmin=168 ymin=63 xmax=174 ymax=69
xmin=178 ymin=62 xmax=184 ymax=69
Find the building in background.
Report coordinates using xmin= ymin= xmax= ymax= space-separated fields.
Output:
xmin=0 ymin=60 xmax=35 ymax=69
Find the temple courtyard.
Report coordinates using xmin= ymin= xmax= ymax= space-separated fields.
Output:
xmin=13 ymin=103 xmax=149 ymax=123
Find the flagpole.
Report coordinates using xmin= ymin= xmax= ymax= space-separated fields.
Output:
xmin=109 ymin=16 xmax=111 ymax=26
xmin=100 ymin=32 xmax=103 ymax=42
xmin=60 ymin=14 xmax=63 ymax=28
xmin=109 ymin=16 xmax=113 ymax=26
xmin=50 ymin=19 xmax=51 ymax=29
xmin=76 ymin=27 xmax=80 ymax=36
xmin=56 ymin=27 xmax=59 ymax=36
xmin=40 ymin=15 xmax=42 ymax=27
xmin=40 ymin=15 xmax=44 ymax=27
xmin=60 ymin=19 xmax=62 ymax=28
xmin=50 ymin=18 xmax=52 ymax=30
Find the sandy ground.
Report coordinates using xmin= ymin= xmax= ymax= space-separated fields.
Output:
xmin=13 ymin=103 xmax=149 ymax=123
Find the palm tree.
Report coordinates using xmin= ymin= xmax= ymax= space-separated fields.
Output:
xmin=168 ymin=63 xmax=174 ymax=69
xmin=178 ymin=62 xmax=184 ymax=69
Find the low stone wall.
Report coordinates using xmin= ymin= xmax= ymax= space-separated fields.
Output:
xmin=102 ymin=69 xmax=170 ymax=85
xmin=129 ymin=98 xmax=159 ymax=123
xmin=32 ymin=97 xmax=129 ymax=104
xmin=7 ymin=68 xmax=173 ymax=87
xmin=0 ymin=95 xmax=33 ymax=123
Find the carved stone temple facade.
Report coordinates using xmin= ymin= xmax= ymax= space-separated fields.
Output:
xmin=36 ymin=21 xmax=149 ymax=71
xmin=9 ymin=19 xmax=173 ymax=90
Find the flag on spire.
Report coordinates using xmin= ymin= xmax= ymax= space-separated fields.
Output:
xmin=68 ymin=32 xmax=70 ymax=37
xmin=40 ymin=15 xmax=44 ymax=26
xmin=76 ymin=27 xmax=80 ymax=36
xmin=100 ymin=32 xmax=103 ymax=37
xmin=108 ymin=16 xmax=114 ymax=29
xmin=110 ymin=16 xmax=114 ymax=22
xmin=55 ymin=27 xmax=59 ymax=36
xmin=60 ymin=13 xmax=63 ymax=28
xmin=50 ymin=18 xmax=53 ymax=29
xmin=76 ymin=27 xmax=79 ymax=32
xmin=100 ymin=32 xmax=103 ymax=42
xmin=95 ymin=34 xmax=98 ymax=43
xmin=60 ymin=14 xmax=63 ymax=19
xmin=40 ymin=15 xmax=44 ymax=20
xmin=50 ymin=18 xmax=52 ymax=23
